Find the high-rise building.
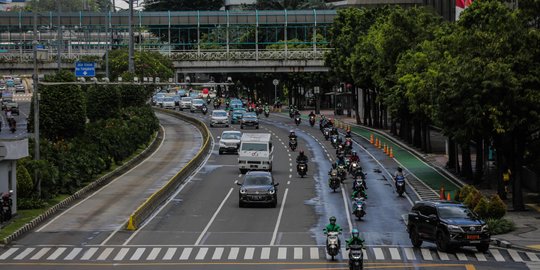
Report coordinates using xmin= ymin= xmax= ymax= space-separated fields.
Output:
xmin=0 ymin=0 xmax=27 ymax=11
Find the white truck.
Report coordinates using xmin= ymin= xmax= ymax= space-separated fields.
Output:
xmin=238 ymin=133 xmax=273 ymax=173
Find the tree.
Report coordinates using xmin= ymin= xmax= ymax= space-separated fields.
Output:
xmin=144 ymin=0 xmax=223 ymax=11
xmin=109 ymin=49 xmax=174 ymax=83
xmin=27 ymin=0 xmax=99 ymax=11
xmin=40 ymin=71 xmax=86 ymax=141
xmin=86 ymin=84 xmax=121 ymax=122
xmin=16 ymin=161 xmax=33 ymax=198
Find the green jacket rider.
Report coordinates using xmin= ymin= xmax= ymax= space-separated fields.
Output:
xmin=346 ymin=229 xmax=365 ymax=249
xmin=323 ymin=216 xmax=342 ymax=233
xmin=351 ymin=189 xmax=368 ymax=200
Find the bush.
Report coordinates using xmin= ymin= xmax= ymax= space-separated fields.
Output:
xmin=464 ymin=188 xmax=482 ymax=209
xmin=474 ymin=196 xmax=490 ymax=219
xmin=458 ymin=185 xmax=475 ymax=202
xmin=487 ymin=218 xmax=515 ymax=235
xmin=16 ymin=162 xmax=33 ymax=198
xmin=17 ymin=198 xmax=48 ymax=210
xmin=487 ymin=194 xmax=507 ymax=219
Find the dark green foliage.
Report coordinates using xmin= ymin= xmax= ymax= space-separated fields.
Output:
xmin=144 ymin=0 xmax=223 ymax=11
xmin=486 ymin=218 xmax=515 ymax=235
xmin=109 ymin=49 xmax=174 ymax=83
xmin=488 ymin=195 xmax=507 ymax=219
xmin=463 ymin=188 xmax=482 ymax=210
xmin=473 ymin=197 xmax=490 ymax=219
xmin=17 ymin=198 xmax=48 ymax=210
xmin=86 ymin=84 xmax=121 ymax=122
xmin=16 ymin=161 xmax=33 ymax=198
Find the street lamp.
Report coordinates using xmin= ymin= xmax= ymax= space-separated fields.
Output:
xmin=299 ymin=87 xmax=304 ymax=110
xmin=314 ymin=86 xmax=320 ymax=114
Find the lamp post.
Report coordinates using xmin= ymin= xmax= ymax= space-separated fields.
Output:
xmin=273 ymin=79 xmax=279 ymax=106
xmin=32 ymin=12 xmax=41 ymax=197
xmin=314 ymin=86 xmax=320 ymax=114
xmin=299 ymin=86 xmax=304 ymax=110
xmin=128 ymin=0 xmax=134 ymax=72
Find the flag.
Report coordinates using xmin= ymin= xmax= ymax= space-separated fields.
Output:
xmin=456 ymin=0 xmax=474 ymax=20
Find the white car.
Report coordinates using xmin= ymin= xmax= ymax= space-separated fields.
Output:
xmin=190 ymin=98 xmax=205 ymax=113
xmin=179 ymin=97 xmax=192 ymax=111
xmin=161 ymin=96 xmax=175 ymax=109
xmin=219 ymin=131 xmax=242 ymax=155
xmin=210 ymin=110 xmax=229 ymax=127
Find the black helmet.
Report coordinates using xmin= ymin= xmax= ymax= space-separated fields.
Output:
xmin=299 ymin=150 xmax=304 ymax=155
xmin=329 ymin=216 xmax=336 ymax=223
xmin=332 ymin=163 xmax=337 ymax=169
xmin=397 ymin=167 xmax=403 ymax=173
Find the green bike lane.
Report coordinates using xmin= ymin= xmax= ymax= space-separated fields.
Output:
xmin=281 ymin=111 xmax=461 ymax=199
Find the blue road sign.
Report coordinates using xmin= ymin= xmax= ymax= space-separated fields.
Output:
xmin=36 ymin=44 xmax=45 ymax=49
xmin=75 ymin=62 xmax=95 ymax=77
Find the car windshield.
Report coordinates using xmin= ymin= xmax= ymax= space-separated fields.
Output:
xmin=163 ymin=97 xmax=174 ymax=102
xmin=233 ymin=111 xmax=244 ymax=116
xmin=244 ymin=116 xmax=256 ymax=120
xmin=193 ymin=99 xmax=204 ymax=105
xmin=241 ymin=143 xmax=267 ymax=151
xmin=438 ymin=206 xmax=477 ymax=219
xmin=213 ymin=111 xmax=227 ymax=117
xmin=222 ymin=133 xmax=240 ymax=140
xmin=244 ymin=175 xmax=272 ymax=186
xmin=244 ymin=113 xmax=257 ymax=118
xmin=181 ymin=97 xmax=192 ymax=101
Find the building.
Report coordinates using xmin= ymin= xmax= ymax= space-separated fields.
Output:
xmin=0 ymin=0 xmax=28 ymax=11
xmin=0 ymin=139 xmax=29 ymax=216
xmin=224 ymin=0 xmax=256 ymax=10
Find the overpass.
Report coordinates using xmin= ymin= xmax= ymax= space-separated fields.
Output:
xmin=0 ymin=10 xmax=334 ymax=74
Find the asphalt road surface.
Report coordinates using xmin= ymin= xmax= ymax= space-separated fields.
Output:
xmin=0 ymin=108 xmax=538 ymax=270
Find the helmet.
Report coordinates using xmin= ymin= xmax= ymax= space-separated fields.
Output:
xmin=299 ymin=150 xmax=304 ymax=155
xmin=332 ymin=163 xmax=337 ymax=169
xmin=352 ymin=151 xmax=357 ymax=156
xmin=352 ymin=228 xmax=359 ymax=238
xmin=329 ymin=216 xmax=336 ymax=224
xmin=397 ymin=167 xmax=403 ymax=173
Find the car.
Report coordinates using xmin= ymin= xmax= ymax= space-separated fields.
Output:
xmin=407 ymin=200 xmax=490 ymax=252
xmin=179 ymin=97 xmax=192 ymax=111
xmin=4 ymin=102 xmax=19 ymax=115
xmin=173 ymin=95 xmax=181 ymax=107
xmin=230 ymin=98 xmax=243 ymax=109
xmin=236 ymin=171 xmax=279 ymax=208
xmin=152 ymin=92 xmax=166 ymax=106
xmin=240 ymin=113 xmax=259 ymax=129
xmin=231 ymin=109 xmax=246 ymax=124
xmin=218 ymin=130 xmax=241 ymax=154
xmin=177 ymin=89 xmax=187 ymax=97
xmin=161 ymin=96 xmax=175 ymax=109
xmin=190 ymin=99 xmax=205 ymax=113
xmin=14 ymin=85 xmax=25 ymax=93
xmin=210 ymin=110 xmax=229 ymax=127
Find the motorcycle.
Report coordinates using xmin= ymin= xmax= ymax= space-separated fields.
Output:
xmin=289 ymin=108 xmax=295 ymax=118
xmin=309 ymin=115 xmax=315 ymax=127
xmin=352 ymin=197 xmax=366 ymax=220
xmin=289 ymin=138 xmax=298 ymax=152
xmin=395 ymin=175 xmax=406 ymax=197
xmin=349 ymin=161 xmax=359 ymax=173
xmin=331 ymin=135 xmax=338 ymax=148
xmin=329 ymin=172 xmax=340 ymax=192
xmin=1 ymin=190 xmax=13 ymax=222
xmin=297 ymin=162 xmax=308 ymax=178
xmin=264 ymin=108 xmax=270 ymax=118
xmin=295 ymin=116 xmax=301 ymax=126
xmin=8 ymin=118 xmax=16 ymax=133
xmin=213 ymin=100 xmax=220 ymax=109
xmin=337 ymin=164 xmax=347 ymax=182
xmin=325 ymin=231 xmax=341 ymax=260
xmin=323 ymin=128 xmax=331 ymax=140
xmin=348 ymin=245 xmax=364 ymax=270
xmin=201 ymin=105 xmax=208 ymax=115
xmin=352 ymin=169 xmax=367 ymax=190
xmin=344 ymin=140 xmax=353 ymax=156
xmin=352 ymin=178 xmax=364 ymax=193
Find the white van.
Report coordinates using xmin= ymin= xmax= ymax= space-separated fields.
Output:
xmin=238 ymin=133 xmax=273 ymax=173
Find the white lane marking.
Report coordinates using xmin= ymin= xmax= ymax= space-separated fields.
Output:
xmin=96 ymin=248 xmax=114 ymax=261
xmin=373 ymin=247 xmax=384 ymax=260
xmin=179 ymin=248 xmax=193 ymax=260
xmin=30 ymin=248 xmax=50 ymax=260
xmin=212 ymin=247 xmax=224 ymax=260
xmin=113 ymin=248 xmax=129 ymax=261
xmin=194 ymin=188 xmax=234 ymax=246
xmin=289 ymin=174 xmax=292 ymax=178
xmin=294 ymin=247 xmax=303 ymax=259
xmin=456 ymin=252 xmax=467 ymax=261
xmin=270 ymin=188 xmax=289 ymax=246
xmin=244 ymin=247 xmax=255 ymax=260
xmin=437 ymin=251 xmax=449 ymax=260
xmin=46 ymin=247 xmax=66 ymax=260
xmin=403 ymin=248 xmax=416 ymax=260
xmin=310 ymin=247 xmax=319 ymax=260
xmin=527 ymin=252 xmax=540 ymax=262
xmin=287 ymin=181 xmax=291 ymax=185
xmin=123 ymin=128 xmax=215 ymax=245
xmin=238 ymin=174 xmax=242 ymax=177
xmin=14 ymin=248 xmax=34 ymax=260
xmin=79 ymin=248 xmax=97 ymax=260
xmin=228 ymin=248 xmax=239 ymax=260
xmin=47 ymin=125 xmax=166 ymax=236
xmin=163 ymin=248 xmax=177 ymax=260
xmin=288 ymin=153 xmax=291 ymax=157
xmin=64 ymin=248 xmax=82 ymax=260
xmin=340 ymin=183 xmax=353 ymax=233
xmin=147 ymin=248 xmax=161 ymax=260
xmin=289 ymin=168 xmax=292 ymax=172
xmin=389 ymin=247 xmax=401 ymax=260
xmin=289 ymin=158 xmax=292 ymax=162
xmin=508 ymin=249 xmax=524 ymax=262
xmin=490 ymin=249 xmax=505 ymax=262
xmin=289 ymin=163 xmax=292 ymax=167
xmin=260 ymin=247 xmax=271 ymax=259
xmin=341 ymin=248 xmax=347 ymax=259
xmin=277 ymin=247 xmax=287 ymax=259
xmin=363 ymin=249 xmax=368 ymax=260
xmin=421 ymin=248 xmax=433 ymax=260
xmin=475 ymin=252 xmax=487 ymax=261
xmin=130 ymin=248 xmax=146 ymax=260
xmin=0 ymin=248 xmax=19 ymax=260
xmin=195 ymin=247 xmax=208 ymax=260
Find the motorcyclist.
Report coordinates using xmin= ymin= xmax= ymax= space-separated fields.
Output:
xmin=324 ymin=216 xmax=342 ymax=247
xmin=352 ymin=166 xmax=367 ymax=190
xmin=351 ymin=184 xmax=368 ymax=199
xmin=289 ymin=130 xmax=297 ymax=141
xmin=345 ymin=127 xmax=352 ymax=138
xmin=349 ymin=151 xmax=360 ymax=165
xmin=328 ymin=163 xmax=339 ymax=184
xmin=336 ymin=154 xmax=346 ymax=167
xmin=346 ymin=229 xmax=365 ymax=249
xmin=309 ymin=111 xmax=316 ymax=118
xmin=296 ymin=150 xmax=308 ymax=164
xmin=330 ymin=127 xmax=339 ymax=136
xmin=394 ymin=167 xmax=405 ymax=185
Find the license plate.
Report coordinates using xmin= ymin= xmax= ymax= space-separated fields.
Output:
xmin=467 ymin=235 xmax=480 ymax=240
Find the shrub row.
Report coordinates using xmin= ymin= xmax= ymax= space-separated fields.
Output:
xmin=455 ymin=185 xmax=507 ymax=220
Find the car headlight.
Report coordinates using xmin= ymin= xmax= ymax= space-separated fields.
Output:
xmin=240 ymin=188 xmax=247 ymax=194
xmin=447 ymin=224 xmax=463 ymax=232
xmin=268 ymin=189 xmax=275 ymax=195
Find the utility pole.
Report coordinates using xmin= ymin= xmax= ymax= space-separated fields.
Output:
xmin=128 ymin=0 xmax=135 ymax=72
xmin=105 ymin=6 xmax=110 ymax=79
xmin=56 ymin=0 xmax=62 ymax=71
xmin=32 ymin=12 xmax=41 ymax=197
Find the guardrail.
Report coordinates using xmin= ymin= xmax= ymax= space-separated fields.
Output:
xmin=2 ymin=128 xmax=162 ymax=245
xmin=126 ymin=108 xmax=211 ymax=230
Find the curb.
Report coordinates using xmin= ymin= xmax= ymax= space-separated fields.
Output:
xmin=491 ymin=237 xmax=540 ymax=253
xmin=1 ymin=120 xmax=164 ymax=246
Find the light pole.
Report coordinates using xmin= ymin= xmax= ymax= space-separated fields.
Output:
xmin=128 ymin=0 xmax=135 ymax=72
xmin=56 ymin=0 xmax=62 ymax=71
xmin=32 ymin=12 xmax=41 ymax=197
xmin=314 ymin=86 xmax=320 ymax=114
xmin=273 ymin=79 xmax=279 ymax=106
xmin=299 ymin=86 xmax=304 ymax=110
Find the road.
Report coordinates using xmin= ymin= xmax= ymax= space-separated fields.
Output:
xmin=0 ymin=108 xmax=537 ymax=270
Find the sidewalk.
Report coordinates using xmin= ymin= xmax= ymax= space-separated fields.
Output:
xmin=296 ymin=108 xmax=540 ymax=252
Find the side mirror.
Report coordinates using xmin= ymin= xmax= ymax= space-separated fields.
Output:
xmin=274 ymin=183 xmax=279 ymax=187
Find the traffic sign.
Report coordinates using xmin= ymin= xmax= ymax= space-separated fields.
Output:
xmin=75 ymin=62 xmax=95 ymax=77
xmin=273 ymin=79 xmax=279 ymax=86
xmin=36 ymin=44 xmax=45 ymax=50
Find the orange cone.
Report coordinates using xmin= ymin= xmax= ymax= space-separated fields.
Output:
xmin=370 ymin=134 xmax=374 ymax=144
xmin=439 ymin=186 xmax=445 ymax=200
xmin=384 ymin=144 xmax=388 ymax=154
xmin=389 ymin=147 xmax=394 ymax=158
xmin=447 ymin=192 xmax=451 ymax=201
xmin=375 ymin=138 xmax=379 ymax=148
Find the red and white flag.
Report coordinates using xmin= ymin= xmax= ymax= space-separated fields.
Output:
xmin=456 ymin=0 xmax=474 ymax=20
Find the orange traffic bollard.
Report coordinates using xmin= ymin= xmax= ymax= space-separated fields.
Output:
xmin=370 ymin=134 xmax=374 ymax=144
xmin=384 ymin=144 xmax=388 ymax=154
xmin=389 ymin=147 xmax=394 ymax=158
xmin=447 ymin=192 xmax=451 ymax=201
xmin=439 ymin=186 xmax=445 ymax=200
xmin=375 ymin=138 xmax=379 ymax=148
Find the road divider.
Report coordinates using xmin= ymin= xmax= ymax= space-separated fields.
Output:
xmin=126 ymin=108 xmax=211 ymax=231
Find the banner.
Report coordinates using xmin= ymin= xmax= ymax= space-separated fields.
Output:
xmin=456 ymin=0 xmax=474 ymax=20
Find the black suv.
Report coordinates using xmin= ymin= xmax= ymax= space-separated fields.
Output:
xmin=407 ymin=200 xmax=490 ymax=252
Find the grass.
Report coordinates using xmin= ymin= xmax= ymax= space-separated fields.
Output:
xmin=0 ymin=132 xmax=158 ymax=242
